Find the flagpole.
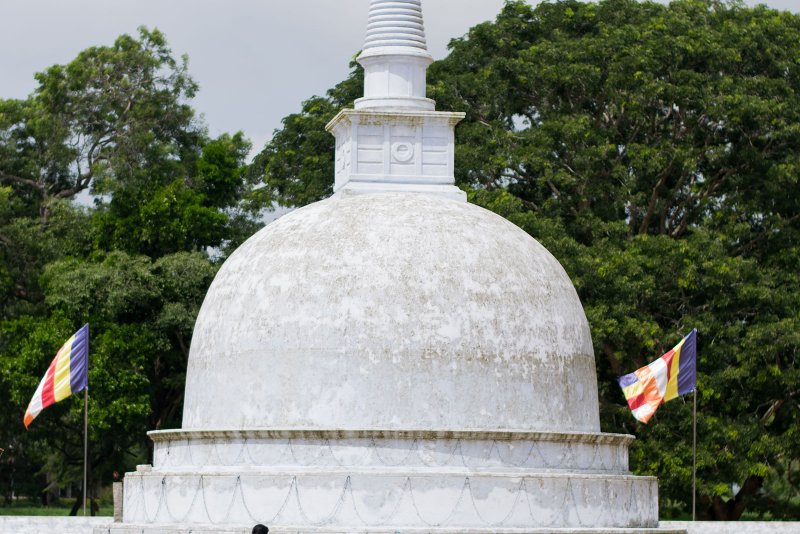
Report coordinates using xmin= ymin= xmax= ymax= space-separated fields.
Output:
xmin=83 ymin=387 xmax=88 ymax=516
xmin=692 ymin=387 xmax=697 ymax=521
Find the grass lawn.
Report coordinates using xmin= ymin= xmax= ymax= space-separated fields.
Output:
xmin=0 ymin=501 xmax=112 ymax=516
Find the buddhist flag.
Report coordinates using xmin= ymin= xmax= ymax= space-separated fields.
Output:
xmin=618 ymin=329 xmax=697 ymax=424
xmin=24 ymin=324 xmax=89 ymax=429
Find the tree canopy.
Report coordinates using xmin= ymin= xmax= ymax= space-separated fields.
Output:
xmin=249 ymin=0 xmax=800 ymax=520
xmin=0 ymin=27 xmax=260 ymax=510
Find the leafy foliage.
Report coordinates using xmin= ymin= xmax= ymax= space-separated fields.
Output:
xmin=0 ymin=28 xmax=199 ymax=210
xmin=248 ymin=61 xmax=362 ymax=208
xmin=0 ymin=28 xmax=258 ymax=509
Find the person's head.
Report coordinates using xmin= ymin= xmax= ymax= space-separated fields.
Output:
xmin=252 ymin=525 xmax=269 ymax=534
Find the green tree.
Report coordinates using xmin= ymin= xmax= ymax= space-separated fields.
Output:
xmin=0 ymin=28 xmax=200 ymax=219
xmin=251 ymin=0 xmax=800 ymax=519
xmin=93 ymin=131 xmax=254 ymax=258
xmin=0 ymin=28 xmax=259 ymax=510
xmin=248 ymin=61 xmax=362 ymax=208
xmin=1 ymin=251 xmax=217 ymax=512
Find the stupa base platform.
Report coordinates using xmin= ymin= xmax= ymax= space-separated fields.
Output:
xmin=111 ymin=430 xmax=672 ymax=533
xmin=97 ymin=526 xmax=686 ymax=534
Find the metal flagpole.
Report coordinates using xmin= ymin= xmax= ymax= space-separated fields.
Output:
xmin=692 ymin=387 xmax=697 ymax=521
xmin=83 ymin=387 xmax=88 ymax=516
xmin=83 ymin=323 xmax=90 ymax=516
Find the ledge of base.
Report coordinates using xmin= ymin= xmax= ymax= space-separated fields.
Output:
xmin=147 ymin=429 xmax=635 ymax=446
xmin=97 ymin=526 xmax=686 ymax=534
xmin=332 ymin=182 xmax=467 ymax=203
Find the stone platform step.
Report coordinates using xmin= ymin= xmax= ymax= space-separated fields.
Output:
xmin=125 ymin=430 xmax=657 ymax=531
xmin=97 ymin=526 xmax=687 ymax=534
xmin=0 ymin=516 xmax=112 ymax=534
xmin=122 ymin=470 xmax=658 ymax=529
xmin=149 ymin=430 xmax=635 ymax=475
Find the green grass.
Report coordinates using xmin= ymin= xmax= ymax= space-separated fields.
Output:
xmin=0 ymin=501 xmax=112 ymax=516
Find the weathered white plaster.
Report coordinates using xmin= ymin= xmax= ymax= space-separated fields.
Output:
xmin=182 ymin=194 xmax=600 ymax=433
xmin=363 ymin=0 xmax=427 ymax=51
xmin=121 ymin=471 xmax=659 ymax=529
xmin=0 ymin=518 xmax=758 ymax=534
xmin=0 ymin=517 xmax=777 ymax=534
xmin=148 ymin=430 xmax=633 ymax=473
xmin=332 ymin=0 xmax=465 ymax=199
xmin=118 ymin=430 xmax=659 ymax=529
xmin=101 ymin=526 xmax=685 ymax=534
xmin=356 ymin=0 xmax=434 ymax=111
xmin=327 ymin=110 xmax=466 ymax=201
xmin=0 ymin=516 xmax=111 ymax=534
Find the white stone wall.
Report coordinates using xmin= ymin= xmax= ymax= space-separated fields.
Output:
xmin=662 ymin=522 xmax=800 ymax=534
xmin=0 ymin=517 xmax=796 ymax=534
xmin=116 ymin=429 xmax=657 ymax=531
xmin=327 ymin=110 xmax=465 ymax=200
xmin=0 ymin=516 xmax=111 ymax=534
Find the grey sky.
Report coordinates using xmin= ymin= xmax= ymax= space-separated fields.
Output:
xmin=1 ymin=0 xmax=797 ymax=160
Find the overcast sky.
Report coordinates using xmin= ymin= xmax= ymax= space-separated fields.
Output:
xmin=1 ymin=0 xmax=797 ymax=160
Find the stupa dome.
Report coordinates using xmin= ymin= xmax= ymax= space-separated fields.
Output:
xmin=116 ymin=3 xmax=663 ymax=531
xmin=182 ymin=192 xmax=600 ymax=433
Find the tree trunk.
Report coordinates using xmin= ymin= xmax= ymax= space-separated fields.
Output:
xmin=69 ymin=462 xmax=93 ymax=516
xmin=68 ymin=485 xmax=83 ymax=516
xmin=705 ymin=475 xmax=764 ymax=520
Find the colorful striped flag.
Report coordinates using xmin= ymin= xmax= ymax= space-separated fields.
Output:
xmin=24 ymin=324 xmax=89 ymax=429
xmin=618 ymin=329 xmax=697 ymax=423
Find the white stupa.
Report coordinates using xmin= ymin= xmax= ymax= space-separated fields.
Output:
xmin=103 ymin=1 xmax=683 ymax=532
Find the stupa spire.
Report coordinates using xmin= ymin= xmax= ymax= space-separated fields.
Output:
xmin=363 ymin=0 xmax=428 ymax=50
xmin=326 ymin=0 xmax=467 ymax=202
xmin=356 ymin=0 xmax=435 ymax=111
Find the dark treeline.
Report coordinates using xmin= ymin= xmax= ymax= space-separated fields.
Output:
xmin=0 ymin=28 xmax=264 ymax=510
